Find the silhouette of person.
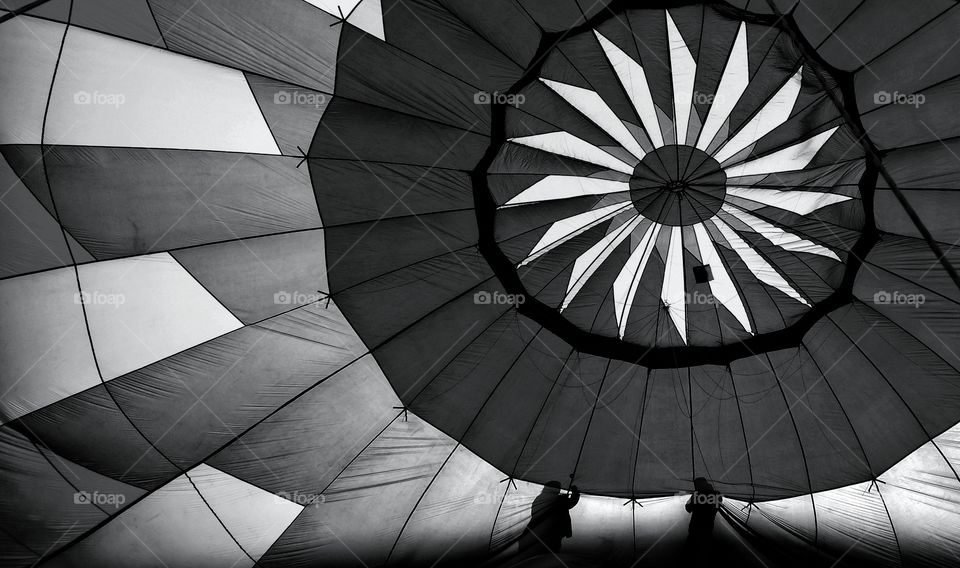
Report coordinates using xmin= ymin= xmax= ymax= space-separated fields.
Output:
xmin=518 ymin=481 xmax=580 ymax=556
xmin=685 ymin=477 xmax=722 ymax=565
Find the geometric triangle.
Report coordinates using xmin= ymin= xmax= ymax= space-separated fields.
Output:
xmin=43 ymin=463 xmax=301 ymax=567
xmin=76 ymin=252 xmax=243 ymax=380
xmin=245 ymin=74 xmax=330 ymax=157
xmin=190 ymin=463 xmax=304 ymax=562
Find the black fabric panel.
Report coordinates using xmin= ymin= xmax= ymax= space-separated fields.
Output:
xmin=308 ymin=98 xmax=488 ymax=170
xmin=257 ymin=414 xmax=456 ymax=568
xmin=172 ymin=229 xmax=327 ymax=325
xmin=459 ymin=323 xmax=575 ymax=475
xmin=730 ymin=355 xmax=810 ymax=500
xmin=767 ymin=348 xmax=874 ymax=492
xmin=149 ymin=0 xmax=340 ymax=92
xmin=632 ymin=368 xmax=694 ymax=497
xmin=817 ymin=0 xmax=953 ymax=71
xmin=380 ymin=0 xmax=526 ymax=92
xmin=11 ymin=384 xmax=180 ymax=490
xmin=207 ymin=355 xmax=398 ymax=498
xmin=104 ymin=303 xmax=367 ymax=469
xmin=0 ymin=155 xmax=76 ymax=277
xmin=0 ymin=426 xmax=140 ymax=556
xmin=309 ymin=160 xmax=473 ymax=227
xmin=245 ymin=74 xmax=330 ymax=157
xmin=323 ymin=210 xmax=478 ymax=292
xmin=804 ymin=312 xmax=933 ymax=478
xmin=405 ymin=314 xmax=540 ymax=441
xmin=512 ymin=353 xmax=608 ymax=486
xmin=44 ymin=147 xmax=320 ymax=259
xmin=517 ymin=0 xmax=591 ymax=32
xmin=437 ymin=0 xmax=540 ymax=66
xmin=574 ymin=360 xmax=649 ymax=496
xmin=1 ymin=145 xmax=55 ymax=215
xmin=865 ymin=77 xmax=960 ymax=151
xmin=335 ymin=24 xmax=492 ymax=133
xmin=73 ymin=0 xmax=163 ymax=46
xmin=853 ymin=6 xmax=960 ymax=114
xmin=689 ymin=365 xmax=754 ymax=497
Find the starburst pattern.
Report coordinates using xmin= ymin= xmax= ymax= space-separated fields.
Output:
xmin=500 ymin=13 xmax=852 ymax=344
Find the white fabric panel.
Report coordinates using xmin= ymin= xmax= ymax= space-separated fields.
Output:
xmin=45 ymin=26 xmax=281 ymax=154
xmin=189 ymin=464 xmax=304 ymax=562
xmin=613 ymin=222 xmax=661 ymax=338
xmin=390 ymin=445 xmax=505 ymax=566
xmin=877 ymin=423 xmax=960 ymax=568
xmin=0 ymin=16 xmax=63 ymax=144
xmin=726 ymin=186 xmax=852 ymax=215
xmin=504 ymin=175 xmax=629 ymax=206
xmin=509 ymin=131 xmax=636 ymax=174
xmin=693 ymin=222 xmax=752 ymax=333
xmin=661 ymin=226 xmax=687 ymax=342
xmin=541 ymin=79 xmax=647 ymax=160
xmin=594 ymin=31 xmax=665 ymax=148
xmin=562 ymin=215 xmax=644 ymax=311
xmin=0 ymin=268 xmax=100 ymax=423
xmin=713 ymin=67 xmax=803 ymax=164
xmin=303 ymin=0 xmax=384 ymax=39
xmin=697 ymin=23 xmax=748 ymax=151
xmin=45 ymin=467 xmax=258 ymax=568
xmin=724 ymin=127 xmax=839 ymax=176
xmin=77 ymin=253 xmax=243 ymax=380
xmin=519 ymin=201 xmax=635 ymax=266
xmin=666 ymin=11 xmax=696 ymax=145
xmin=711 ymin=218 xmax=809 ymax=306
xmin=722 ymin=204 xmax=841 ymax=261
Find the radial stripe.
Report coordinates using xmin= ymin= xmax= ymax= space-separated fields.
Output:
xmin=692 ymin=222 xmax=752 ymax=333
xmin=613 ymin=222 xmax=662 ymax=338
xmin=713 ymin=67 xmax=804 ymax=164
xmin=666 ymin=11 xmax=696 ymax=145
xmin=509 ymin=131 xmax=636 ymax=174
xmin=503 ymin=176 xmax=630 ymax=206
xmin=722 ymin=204 xmax=841 ymax=261
xmin=541 ymin=78 xmax=647 ymax=160
xmin=561 ymin=214 xmax=646 ymax=311
xmin=660 ymin=225 xmax=687 ymax=342
xmin=696 ymin=23 xmax=748 ymax=151
xmin=710 ymin=218 xmax=810 ymax=305
xmin=723 ymin=127 xmax=839 ymax=177
xmin=519 ymin=201 xmax=635 ymax=266
xmin=725 ymin=186 xmax=852 ymax=215
xmin=593 ymin=31 xmax=665 ymax=148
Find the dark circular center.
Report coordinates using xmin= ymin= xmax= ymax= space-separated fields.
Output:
xmin=629 ymin=145 xmax=727 ymax=226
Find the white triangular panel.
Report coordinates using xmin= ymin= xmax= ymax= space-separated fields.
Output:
xmin=77 ymin=253 xmax=244 ymax=380
xmin=190 ymin=464 xmax=304 ymax=561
